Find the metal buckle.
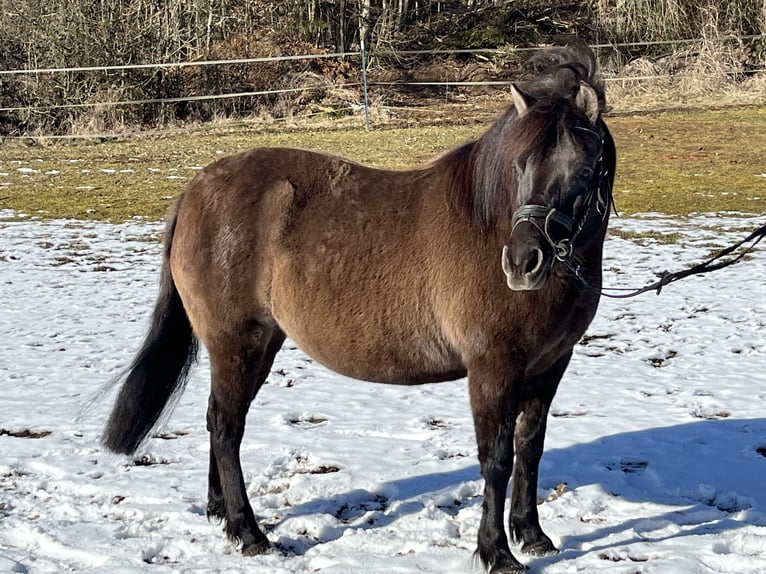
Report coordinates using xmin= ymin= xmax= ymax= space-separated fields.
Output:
xmin=554 ymin=238 xmax=572 ymax=261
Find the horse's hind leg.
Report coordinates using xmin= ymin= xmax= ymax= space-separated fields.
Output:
xmin=510 ymin=353 xmax=570 ymax=557
xmin=206 ymin=322 xmax=285 ymax=555
xmin=207 ymin=327 xmax=286 ymax=523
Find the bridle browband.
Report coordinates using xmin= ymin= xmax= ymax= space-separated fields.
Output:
xmin=510 ymin=125 xmax=612 ymax=264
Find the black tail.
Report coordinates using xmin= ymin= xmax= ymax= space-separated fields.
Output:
xmin=103 ymin=198 xmax=198 ymax=454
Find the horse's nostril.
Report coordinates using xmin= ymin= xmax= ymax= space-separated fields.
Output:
xmin=525 ymin=248 xmax=544 ymax=275
xmin=502 ymin=245 xmax=511 ymax=276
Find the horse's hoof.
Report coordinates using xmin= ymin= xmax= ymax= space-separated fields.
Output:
xmin=206 ymin=503 xmax=226 ymax=523
xmin=241 ymin=539 xmax=270 ymax=556
xmin=521 ymin=538 xmax=558 ymax=557
xmin=489 ymin=558 xmax=526 ymax=573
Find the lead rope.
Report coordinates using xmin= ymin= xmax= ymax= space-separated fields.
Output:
xmin=563 ymin=222 xmax=766 ymax=299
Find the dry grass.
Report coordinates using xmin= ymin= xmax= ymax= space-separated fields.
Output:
xmin=608 ymin=106 xmax=766 ymax=215
xmin=593 ymin=0 xmax=764 ymax=45
xmin=604 ymin=32 xmax=762 ymax=112
xmin=0 ymin=122 xmax=478 ymax=221
xmin=604 ymin=0 xmax=686 ymax=43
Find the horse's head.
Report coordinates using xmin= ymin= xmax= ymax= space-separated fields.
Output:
xmin=442 ymin=43 xmax=614 ymax=291
xmin=500 ymin=81 xmax=612 ymax=291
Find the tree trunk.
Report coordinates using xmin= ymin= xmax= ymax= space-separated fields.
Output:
xmin=359 ymin=0 xmax=371 ymax=49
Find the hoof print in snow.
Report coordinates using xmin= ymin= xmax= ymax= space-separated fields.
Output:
xmin=695 ymin=484 xmax=751 ymax=513
xmin=334 ymin=494 xmax=389 ymax=523
xmin=287 ymin=452 xmax=341 ymax=476
xmin=437 ymin=449 xmax=468 ymax=460
xmin=130 ymin=455 xmax=170 ymax=467
xmin=689 ymin=407 xmax=730 ymax=420
xmin=436 ymin=495 xmax=482 ymax=517
xmin=606 ymin=458 xmax=648 ymax=474
xmin=142 ymin=551 xmax=178 ymax=565
xmin=294 ymin=358 xmax=314 ymax=370
xmin=551 ymin=410 xmax=589 ymax=418
xmin=599 ymin=550 xmax=648 ymax=563
xmin=287 ymin=414 xmax=328 ymax=428
xmin=0 ymin=428 xmax=52 ymax=439
xmin=578 ymin=332 xmax=621 ymax=357
xmin=422 ymin=417 xmax=451 ymax=429
xmin=647 ymin=350 xmax=677 ymax=368
xmin=579 ymin=332 xmax=616 ymax=344
xmin=437 ymin=498 xmax=466 ymax=516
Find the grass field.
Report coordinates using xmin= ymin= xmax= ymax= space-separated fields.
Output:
xmin=1 ymin=105 xmax=764 ymax=222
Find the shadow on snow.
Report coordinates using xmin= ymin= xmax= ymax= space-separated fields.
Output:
xmin=276 ymin=418 xmax=766 ymax=560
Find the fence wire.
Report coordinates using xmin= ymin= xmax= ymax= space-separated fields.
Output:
xmin=1 ymin=35 xmax=764 ymax=139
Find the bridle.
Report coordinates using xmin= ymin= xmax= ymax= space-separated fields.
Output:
xmin=509 ymin=124 xmax=766 ymax=298
xmin=510 ymin=125 xmax=612 ymax=266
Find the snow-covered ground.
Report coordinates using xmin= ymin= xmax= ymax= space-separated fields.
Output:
xmin=1 ymin=210 xmax=765 ymax=574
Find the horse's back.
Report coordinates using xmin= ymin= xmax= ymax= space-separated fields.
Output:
xmin=170 ymin=147 xmax=466 ymax=383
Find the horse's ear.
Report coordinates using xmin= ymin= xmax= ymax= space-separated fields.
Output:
xmin=510 ymin=84 xmax=531 ymax=116
xmin=576 ymin=82 xmax=599 ymax=124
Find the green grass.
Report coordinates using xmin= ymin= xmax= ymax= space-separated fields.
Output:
xmin=1 ymin=106 xmax=764 ymax=222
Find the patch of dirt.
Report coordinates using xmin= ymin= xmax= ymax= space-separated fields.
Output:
xmin=130 ymin=455 xmax=171 ymax=467
xmin=304 ymin=465 xmax=341 ymax=475
xmin=0 ymin=428 xmax=52 ymax=439
xmin=538 ymin=482 xmax=568 ymax=505
xmin=153 ymin=430 xmax=189 ymax=440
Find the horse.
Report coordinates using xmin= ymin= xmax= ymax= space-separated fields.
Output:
xmin=103 ymin=43 xmax=616 ymax=573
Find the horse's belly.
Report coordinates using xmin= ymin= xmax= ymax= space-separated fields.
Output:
xmin=267 ymin=203 xmax=464 ymax=384
xmin=270 ymin=277 xmax=463 ymax=384
xmin=278 ymin=319 xmax=464 ymax=385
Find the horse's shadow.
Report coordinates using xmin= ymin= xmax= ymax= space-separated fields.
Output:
xmin=274 ymin=418 xmax=766 ymax=561
xmin=270 ymin=464 xmax=481 ymax=555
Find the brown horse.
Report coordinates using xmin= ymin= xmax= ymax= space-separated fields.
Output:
xmin=103 ymin=43 xmax=615 ymax=573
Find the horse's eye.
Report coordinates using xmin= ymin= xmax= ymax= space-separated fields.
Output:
xmin=578 ymin=166 xmax=594 ymax=182
xmin=513 ymin=158 xmax=526 ymax=177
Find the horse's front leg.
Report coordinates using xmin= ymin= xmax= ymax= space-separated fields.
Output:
xmin=510 ymin=352 xmax=570 ymax=556
xmin=469 ymin=358 xmax=525 ymax=574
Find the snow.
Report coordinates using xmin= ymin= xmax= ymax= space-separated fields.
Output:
xmin=1 ymin=210 xmax=765 ymax=573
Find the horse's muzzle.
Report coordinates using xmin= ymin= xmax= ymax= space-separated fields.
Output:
xmin=502 ymin=243 xmax=550 ymax=291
